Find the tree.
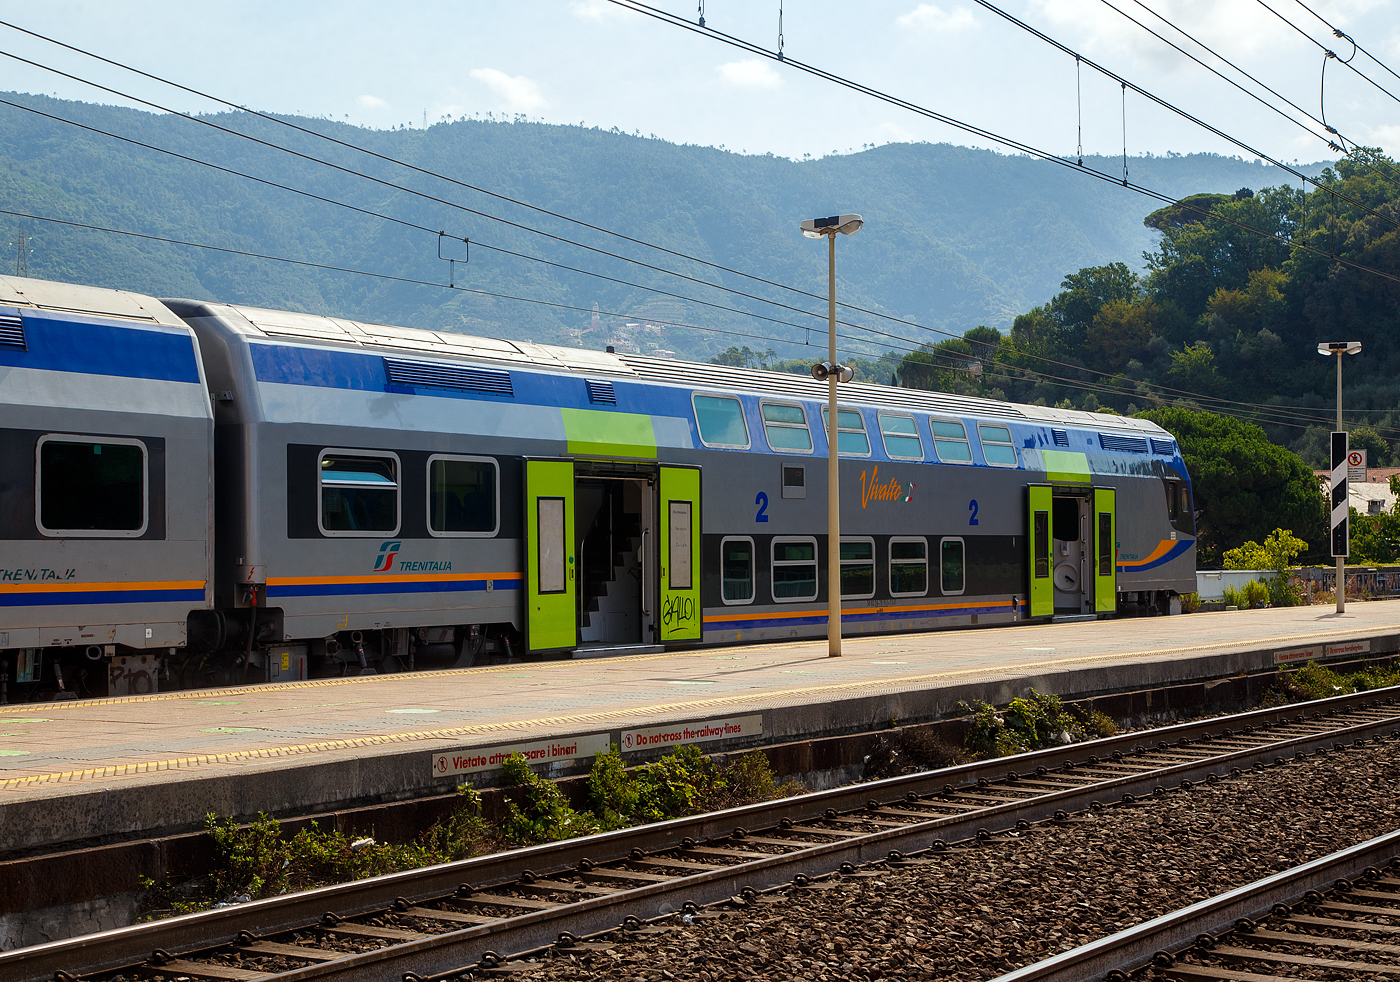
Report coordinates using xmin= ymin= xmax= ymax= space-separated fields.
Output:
xmin=1348 ymin=427 xmax=1391 ymax=468
xmin=1086 ymin=299 xmax=1156 ymax=373
xmin=1137 ymin=407 xmax=1328 ymax=565
xmin=709 ymin=346 xmax=776 ymax=369
xmin=1164 ymin=342 xmax=1224 ymax=396
xmin=1046 ymin=263 xmax=1140 ymax=349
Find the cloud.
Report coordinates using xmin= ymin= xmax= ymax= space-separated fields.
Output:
xmin=570 ymin=0 xmax=621 ymax=18
xmin=357 ymin=95 xmax=387 ymax=109
xmin=896 ymin=4 xmax=977 ymax=31
xmin=716 ymin=59 xmax=784 ymax=90
xmin=469 ymin=68 xmax=548 ymax=112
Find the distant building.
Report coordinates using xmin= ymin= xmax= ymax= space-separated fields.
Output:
xmin=1314 ymin=466 xmax=1400 ymax=515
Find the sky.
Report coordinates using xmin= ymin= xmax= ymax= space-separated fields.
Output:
xmin=0 ymin=0 xmax=1394 ymax=165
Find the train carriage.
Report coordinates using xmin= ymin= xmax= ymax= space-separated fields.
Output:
xmin=0 ymin=277 xmax=214 ymax=697
xmin=0 ymin=276 xmax=1197 ymax=697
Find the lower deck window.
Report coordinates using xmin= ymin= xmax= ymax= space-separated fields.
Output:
xmin=840 ymin=538 xmax=875 ymax=599
xmin=429 ymin=456 xmax=498 ymax=535
xmin=721 ymin=537 xmax=754 ymax=603
xmin=38 ymin=437 xmax=147 ymax=535
xmin=890 ymin=537 xmax=928 ymax=596
xmin=321 ymin=452 xmax=399 ymax=534
xmin=772 ymin=537 xmax=818 ymax=602
xmin=940 ymin=537 xmax=965 ymax=595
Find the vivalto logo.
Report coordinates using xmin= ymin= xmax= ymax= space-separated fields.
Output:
xmin=373 ymin=540 xmax=401 ymax=572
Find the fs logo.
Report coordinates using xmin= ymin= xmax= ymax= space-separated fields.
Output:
xmin=373 ymin=540 xmax=401 ymax=573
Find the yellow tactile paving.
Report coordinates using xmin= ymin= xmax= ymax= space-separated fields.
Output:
xmin=0 ymin=602 xmax=1396 ymax=796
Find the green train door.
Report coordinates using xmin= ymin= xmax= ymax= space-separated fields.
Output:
xmin=658 ymin=465 xmax=701 ymax=642
xmin=1027 ymin=484 xmax=1053 ymax=618
xmin=1093 ymin=487 xmax=1118 ymax=613
xmin=525 ymin=458 xmax=577 ymax=652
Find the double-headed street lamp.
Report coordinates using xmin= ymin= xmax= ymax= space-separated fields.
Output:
xmin=801 ymin=214 xmax=863 ymax=656
xmin=1318 ymin=341 xmax=1362 ymax=614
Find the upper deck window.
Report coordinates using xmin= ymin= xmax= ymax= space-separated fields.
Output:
xmin=878 ymin=413 xmax=924 ymax=460
xmin=929 ymin=417 xmax=972 ymax=463
xmin=977 ymin=423 xmax=1018 ymax=467
xmin=761 ymin=402 xmax=813 ymax=453
xmin=821 ymin=407 xmax=872 ymax=456
xmin=692 ymin=394 xmax=751 ymax=449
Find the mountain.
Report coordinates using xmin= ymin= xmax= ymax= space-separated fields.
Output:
xmin=0 ymin=91 xmax=1327 ymax=362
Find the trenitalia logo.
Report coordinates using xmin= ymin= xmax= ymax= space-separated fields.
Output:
xmin=860 ymin=465 xmax=914 ymax=508
xmin=373 ymin=540 xmax=401 ymax=572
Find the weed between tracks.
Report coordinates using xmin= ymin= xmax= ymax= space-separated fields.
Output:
xmin=1259 ymin=659 xmax=1400 ymax=706
xmin=957 ymin=689 xmax=1118 ymax=758
xmin=137 ymin=747 xmax=799 ymax=918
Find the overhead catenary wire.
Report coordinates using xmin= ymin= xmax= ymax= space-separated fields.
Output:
xmin=1286 ymin=0 xmax=1400 ymax=86
xmin=7 ymin=201 xmax=1392 ymax=437
xmin=1251 ymin=0 xmax=1400 ymax=107
xmin=7 ymin=14 xmax=1400 ymax=411
xmin=5 ymin=18 xmax=1398 ymax=431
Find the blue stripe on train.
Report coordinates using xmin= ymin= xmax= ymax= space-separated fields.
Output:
xmin=0 ymin=310 xmax=202 ymax=383
xmin=266 ymin=579 xmax=523 ymax=599
xmin=0 ymin=589 xmax=206 ymax=606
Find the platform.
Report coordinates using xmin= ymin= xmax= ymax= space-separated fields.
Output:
xmin=2 ymin=601 xmax=1398 ymax=854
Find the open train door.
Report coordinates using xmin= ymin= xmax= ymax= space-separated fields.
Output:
xmin=658 ymin=465 xmax=701 ymax=643
xmin=525 ymin=458 xmax=577 ymax=652
xmin=1027 ymin=484 xmax=1053 ymax=618
xmin=1093 ymin=487 xmax=1117 ymax=614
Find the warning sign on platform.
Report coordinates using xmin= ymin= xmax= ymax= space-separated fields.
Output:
xmin=620 ymin=714 xmax=763 ymax=753
xmin=1326 ymin=640 xmax=1370 ymax=658
xmin=433 ymin=733 xmax=611 ymax=779
xmin=1275 ymin=646 xmax=1321 ymax=665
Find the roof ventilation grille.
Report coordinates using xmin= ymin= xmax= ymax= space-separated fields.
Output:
xmin=383 ymin=357 xmax=513 ymax=396
xmin=0 ymin=307 xmax=25 ymax=350
xmin=1100 ymin=432 xmax=1149 ymax=454
xmin=1149 ymin=437 xmax=1176 ymax=456
xmin=586 ymin=379 xmax=616 ymax=405
xmin=1051 ymin=428 xmax=1069 ymax=447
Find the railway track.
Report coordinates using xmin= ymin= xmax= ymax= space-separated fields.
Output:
xmin=991 ymin=824 xmax=1400 ymax=982
xmin=12 ymin=686 xmax=1400 ymax=982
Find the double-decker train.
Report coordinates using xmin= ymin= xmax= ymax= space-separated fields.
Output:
xmin=0 ymin=276 xmax=1195 ymax=700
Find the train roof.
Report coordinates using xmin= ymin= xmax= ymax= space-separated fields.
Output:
xmin=0 ymin=276 xmax=187 ymax=328
xmin=170 ymin=299 xmax=1168 ymax=438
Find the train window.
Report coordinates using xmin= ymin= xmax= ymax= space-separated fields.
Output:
xmin=721 ymin=537 xmax=755 ymax=604
xmin=692 ymin=394 xmax=751 ymax=449
xmin=1166 ymin=481 xmax=1180 ymax=521
xmin=929 ymin=418 xmax=973 ymax=463
xmin=669 ymin=501 xmax=693 ymax=590
xmin=757 ymin=401 xmax=812 ymax=453
xmin=977 ymin=423 xmax=1018 ymax=467
xmin=781 ymin=463 xmax=807 ymax=499
xmin=889 ymin=537 xmax=929 ymax=597
xmin=840 ymin=537 xmax=876 ymax=599
xmin=1180 ymin=485 xmax=1191 ymax=520
xmin=36 ymin=436 xmax=148 ymax=536
xmin=537 ymin=497 xmax=566 ymax=593
xmin=760 ymin=401 xmax=814 ymax=453
xmin=821 ymin=407 xmax=872 ymax=456
xmin=319 ymin=451 xmax=400 ymax=535
xmin=1098 ymin=512 xmax=1113 ymax=577
xmin=940 ymin=537 xmax=966 ymax=595
xmin=428 ymin=455 xmax=498 ymax=536
xmin=772 ymin=537 xmax=819 ymax=602
xmin=878 ymin=413 xmax=924 ymax=460
xmin=1034 ymin=511 xmax=1050 ymax=579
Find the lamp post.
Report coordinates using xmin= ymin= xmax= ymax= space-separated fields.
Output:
xmin=801 ymin=214 xmax=863 ymax=656
xmin=1318 ymin=340 xmax=1362 ymax=613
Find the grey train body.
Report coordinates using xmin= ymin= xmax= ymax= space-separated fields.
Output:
xmin=0 ymin=276 xmax=1196 ymax=698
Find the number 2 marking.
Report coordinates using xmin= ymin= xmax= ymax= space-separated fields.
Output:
xmin=755 ymin=491 xmax=770 ymax=523
xmin=968 ymin=498 xmax=979 ymax=526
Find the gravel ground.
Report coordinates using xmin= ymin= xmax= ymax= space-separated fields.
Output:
xmin=508 ymin=740 xmax=1400 ymax=982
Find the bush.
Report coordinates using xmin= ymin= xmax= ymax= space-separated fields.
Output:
xmin=500 ymin=753 xmax=600 ymax=845
xmin=1180 ymin=592 xmax=1202 ymax=613
xmin=1242 ymin=579 xmax=1270 ymax=608
xmin=957 ymin=689 xmax=1102 ymax=758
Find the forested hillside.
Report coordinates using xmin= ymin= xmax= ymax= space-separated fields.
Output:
xmin=0 ymin=91 xmax=1315 ymax=364
xmin=894 ymin=150 xmax=1400 ymax=471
